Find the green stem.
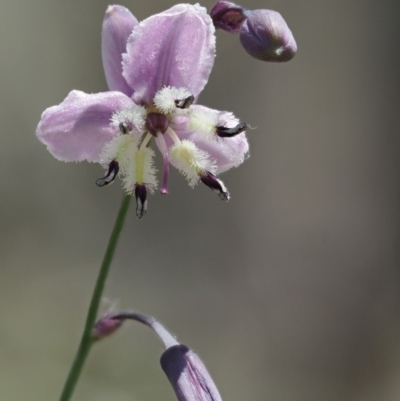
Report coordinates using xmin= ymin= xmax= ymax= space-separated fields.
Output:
xmin=59 ymin=195 xmax=132 ymax=401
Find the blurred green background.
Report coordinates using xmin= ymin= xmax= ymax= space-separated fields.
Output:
xmin=1 ymin=0 xmax=400 ymax=400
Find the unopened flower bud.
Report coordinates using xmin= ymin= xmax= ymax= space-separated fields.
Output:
xmin=239 ymin=9 xmax=297 ymax=62
xmin=210 ymin=1 xmax=246 ymax=33
xmin=109 ymin=312 xmax=224 ymax=401
xmin=161 ymin=344 xmax=223 ymax=401
xmin=92 ymin=313 xmax=124 ymax=341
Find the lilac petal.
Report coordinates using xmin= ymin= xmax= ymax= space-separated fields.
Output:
xmin=123 ymin=4 xmax=215 ymax=106
xmin=170 ymin=105 xmax=249 ymax=174
xmin=36 ymin=90 xmax=133 ymax=162
xmin=102 ymin=5 xmax=138 ymax=96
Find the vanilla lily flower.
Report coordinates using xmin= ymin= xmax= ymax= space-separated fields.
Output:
xmin=36 ymin=4 xmax=249 ymax=218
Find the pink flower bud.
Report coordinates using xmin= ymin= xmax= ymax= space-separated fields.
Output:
xmin=239 ymin=9 xmax=297 ymax=62
xmin=210 ymin=1 xmax=246 ymax=33
xmin=109 ymin=312 xmax=224 ymax=401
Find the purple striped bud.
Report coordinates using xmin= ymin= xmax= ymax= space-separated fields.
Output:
xmin=161 ymin=344 xmax=223 ymax=401
xmin=210 ymin=1 xmax=246 ymax=33
xmin=239 ymin=9 xmax=297 ymax=62
xmin=106 ymin=312 xmax=224 ymax=401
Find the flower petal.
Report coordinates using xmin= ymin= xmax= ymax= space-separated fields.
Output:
xmin=36 ymin=90 xmax=134 ymax=162
xmin=170 ymin=105 xmax=249 ymax=174
xmin=102 ymin=5 xmax=138 ymax=96
xmin=123 ymin=4 xmax=215 ymax=105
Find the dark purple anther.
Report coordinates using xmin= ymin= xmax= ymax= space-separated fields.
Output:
xmin=146 ymin=113 xmax=169 ymax=136
xmin=200 ymin=171 xmax=230 ymax=201
xmin=119 ymin=121 xmax=134 ymax=134
xmin=161 ymin=344 xmax=223 ymax=401
xmin=240 ymin=9 xmax=297 ymax=62
xmin=175 ymin=95 xmax=194 ymax=109
xmin=216 ymin=122 xmax=247 ymax=138
xmin=135 ymin=184 xmax=148 ymax=219
xmin=210 ymin=1 xmax=247 ymax=33
xmin=96 ymin=160 xmax=119 ymax=187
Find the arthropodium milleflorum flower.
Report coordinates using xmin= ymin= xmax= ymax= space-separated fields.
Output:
xmin=93 ymin=312 xmax=223 ymax=401
xmin=36 ymin=4 xmax=249 ymax=219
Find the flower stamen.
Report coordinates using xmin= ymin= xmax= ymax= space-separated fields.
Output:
xmin=165 ymin=127 xmax=181 ymax=145
xmin=188 ymin=107 xmax=219 ymax=140
xmin=121 ymin=147 xmax=157 ymax=195
xmin=135 ymin=184 xmax=148 ymax=219
xmin=110 ymin=105 xmax=147 ymax=135
xmin=200 ymin=171 xmax=230 ymax=201
xmin=119 ymin=122 xmax=130 ymax=134
xmin=175 ymin=94 xmax=194 ymax=109
xmin=170 ymin=139 xmax=215 ymax=187
xmin=154 ymin=86 xmax=193 ymax=114
xmin=139 ymin=132 xmax=153 ymax=151
xmin=155 ymin=134 xmax=170 ymax=195
xmin=95 ymin=160 xmax=119 ymax=187
xmin=216 ymin=122 xmax=247 ymax=137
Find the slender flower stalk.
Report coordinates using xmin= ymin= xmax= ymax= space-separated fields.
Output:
xmin=59 ymin=195 xmax=132 ymax=401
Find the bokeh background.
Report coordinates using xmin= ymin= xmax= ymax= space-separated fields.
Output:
xmin=1 ymin=0 xmax=400 ymax=400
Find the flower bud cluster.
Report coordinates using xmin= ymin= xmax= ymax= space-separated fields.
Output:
xmin=210 ymin=1 xmax=297 ymax=62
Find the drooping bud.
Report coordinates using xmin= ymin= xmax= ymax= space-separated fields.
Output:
xmin=200 ymin=171 xmax=230 ymax=201
xmin=109 ymin=312 xmax=223 ymax=401
xmin=134 ymin=184 xmax=148 ymax=219
xmin=210 ymin=1 xmax=247 ymax=33
xmin=239 ymin=9 xmax=297 ymax=62
xmin=146 ymin=113 xmax=169 ymax=136
xmin=92 ymin=313 xmax=124 ymax=341
xmin=96 ymin=160 xmax=119 ymax=187
xmin=161 ymin=344 xmax=223 ymax=401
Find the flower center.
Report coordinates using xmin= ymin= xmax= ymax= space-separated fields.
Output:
xmin=145 ymin=113 xmax=169 ymax=136
xmin=98 ymin=85 xmax=243 ymax=214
